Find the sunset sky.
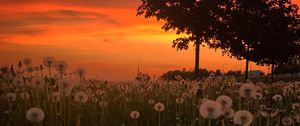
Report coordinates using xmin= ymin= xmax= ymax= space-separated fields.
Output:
xmin=0 ymin=0 xmax=299 ymax=80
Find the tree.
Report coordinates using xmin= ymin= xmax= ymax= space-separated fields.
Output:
xmin=252 ymin=0 xmax=299 ymax=82
xmin=137 ymin=0 xmax=300 ymax=82
xmin=137 ymin=0 xmax=227 ymax=79
xmin=214 ymin=69 xmax=222 ymax=76
xmin=160 ymin=68 xmax=211 ymax=80
xmin=274 ymin=64 xmax=300 ymax=77
xmin=225 ymin=70 xmax=243 ymax=77
xmin=209 ymin=0 xmax=300 ymax=82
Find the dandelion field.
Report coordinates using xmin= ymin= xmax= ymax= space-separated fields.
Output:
xmin=1 ymin=58 xmax=300 ymax=126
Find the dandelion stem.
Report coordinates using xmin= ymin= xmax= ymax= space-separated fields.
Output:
xmin=221 ymin=119 xmax=225 ymax=126
xmin=238 ymin=96 xmax=242 ymax=110
xmin=158 ymin=112 xmax=161 ymax=126
xmin=48 ymin=67 xmax=51 ymax=78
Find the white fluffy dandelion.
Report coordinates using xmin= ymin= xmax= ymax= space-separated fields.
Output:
xmin=43 ymin=56 xmax=56 ymax=77
xmin=91 ymin=97 xmax=98 ymax=103
xmin=31 ymin=77 xmax=45 ymax=88
xmin=239 ymin=83 xmax=256 ymax=98
xmin=292 ymin=103 xmax=300 ymax=111
xmin=13 ymin=77 xmax=24 ymax=87
xmin=25 ymin=107 xmax=45 ymax=122
xmin=20 ymin=92 xmax=30 ymax=100
xmin=199 ymin=100 xmax=222 ymax=119
xmin=254 ymin=92 xmax=263 ymax=100
xmin=55 ymin=60 xmax=67 ymax=74
xmin=96 ymin=89 xmax=105 ymax=95
xmin=99 ymin=101 xmax=108 ymax=108
xmin=26 ymin=65 xmax=35 ymax=73
xmin=154 ymin=102 xmax=165 ymax=112
xmin=58 ymin=79 xmax=74 ymax=96
xmin=6 ymin=93 xmax=17 ymax=102
xmin=222 ymin=108 xmax=235 ymax=119
xmin=49 ymin=92 xmax=60 ymax=102
xmin=216 ymin=95 xmax=233 ymax=109
xmin=272 ymin=94 xmax=283 ymax=102
xmin=74 ymin=91 xmax=88 ymax=104
xmin=233 ymin=110 xmax=253 ymax=126
xmin=75 ymin=67 xmax=87 ymax=78
xmin=148 ymin=99 xmax=155 ymax=105
xmin=260 ymin=110 xmax=278 ymax=118
xmin=295 ymin=114 xmax=300 ymax=123
xmin=43 ymin=57 xmax=56 ymax=68
xmin=282 ymin=117 xmax=293 ymax=126
xmin=176 ymin=97 xmax=184 ymax=104
xmin=130 ymin=110 xmax=140 ymax=119
xmin=23 ymin=58 xmax=32 ymax=65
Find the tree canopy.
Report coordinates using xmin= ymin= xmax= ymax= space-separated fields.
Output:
xmin=137 ymin=0 xmax=231 ymax=79
xmin=210 ymin=0 xmax=300 ymax=66
xmin=137 ymin=0 xmax=300 ymax=81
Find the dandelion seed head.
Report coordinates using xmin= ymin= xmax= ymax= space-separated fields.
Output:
xmin=75 ymin=67 xmax=87 ymax=78
xmin=74 ymin=91 xmax=88 ymax=104
xmin=49 ymin=92 xmax=60 ymax=102
xmin=6 ymin=93 xmax=17 ymax=102
xmin=26 ymin=65 xmax=35 ymax=73
xmin=130 ymin=110 xmax=140 ymax=119
xmin=222 ymin=108 xmax=235 ymax=119
xmin=254 ymin=92 xmax=263 ymax=100
xmin=282 ymin=117 xmax=293 ymax=126
xmin=216 ymin=95 xmax=233 ymax=109
xmin=23 ymin=58 xmax=32 ymax=65
xmin=99 ymin=101 xmax=108 ymax=108
xmin=43 ymin=57 xmax=56 ymax=67
xmin=260 ymin=109 xmax=278 ymax=118
xmin=176 ymin=97 xmax=184 ymax=104
xmin=233 ymin=110 xmax=253 ymax=126
xmin=199 ymin=100 xmax=222 ymax=119
xmin=13 ymin=77 xmax=24 ymax=87
xmin=148 ymin=99 xmax=155 ymax=105
xmin=239 ymin=83 xmax=256 ymax=98
xmin=25 ymin=107 xmax=45 ymax=122
xmin=59 ymin=79 xmax=74 ymax=96
xmin=20 ymin=92 xmax=30 ymax=100
xmin=92 ymin=97 xmax=98 ymax=103
xmin=295 ymin=114 xmax=300 ymax=123
xmin=154 ymin=102 xmax=165 ymax=112
xmin=272 ymin=94 xmax=283 ymax=102
xmin=55 ymin=60 xmax=67 ymax=74
xmin=292 ymin=103 xmax=300 ymax=111
xmin=31 ymin=77 xmax=45 ymax=88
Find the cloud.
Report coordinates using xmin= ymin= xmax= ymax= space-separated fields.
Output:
xmin=0 ymin=27 xmax=44 ymax=36
xmin=0 ymin=9 xmax=118 ymax=35
xmin=0 ymin=0 xmax=140 ymax=8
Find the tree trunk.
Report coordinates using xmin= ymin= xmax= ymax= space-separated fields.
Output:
xmin=194 ymin=41 xmax=200 ymax=80
xmin=245 ymin=59 xmax=249 ymax=83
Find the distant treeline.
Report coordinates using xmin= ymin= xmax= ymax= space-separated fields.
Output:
xmin=160 ymin=64 xmax=300 ymax=81
xmin=160 ymin=68 xmax=243 ymax=81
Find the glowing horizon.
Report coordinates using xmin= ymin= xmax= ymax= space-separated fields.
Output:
xmin=0 ymin=0 xmax=299 ymax=80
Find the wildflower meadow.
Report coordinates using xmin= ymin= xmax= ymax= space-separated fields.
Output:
xmin=1 ymin=57 xmax=300 ymax=126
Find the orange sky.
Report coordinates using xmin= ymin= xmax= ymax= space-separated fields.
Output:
xmin=0 ymin=0 xmax=299 ymax=80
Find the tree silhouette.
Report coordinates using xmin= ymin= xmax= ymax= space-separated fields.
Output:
xmin=137 ymin=0 xmax=299 ymax=82
xmin=160 ymin=68 xmax=211 ymax=80
xmin=210 ymin=0 xmax=300 ymax=82
xmin=137 ymin=0 xmax=226 ymax=79
xmin=257 ymin=2 xmax=300 ymax=82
